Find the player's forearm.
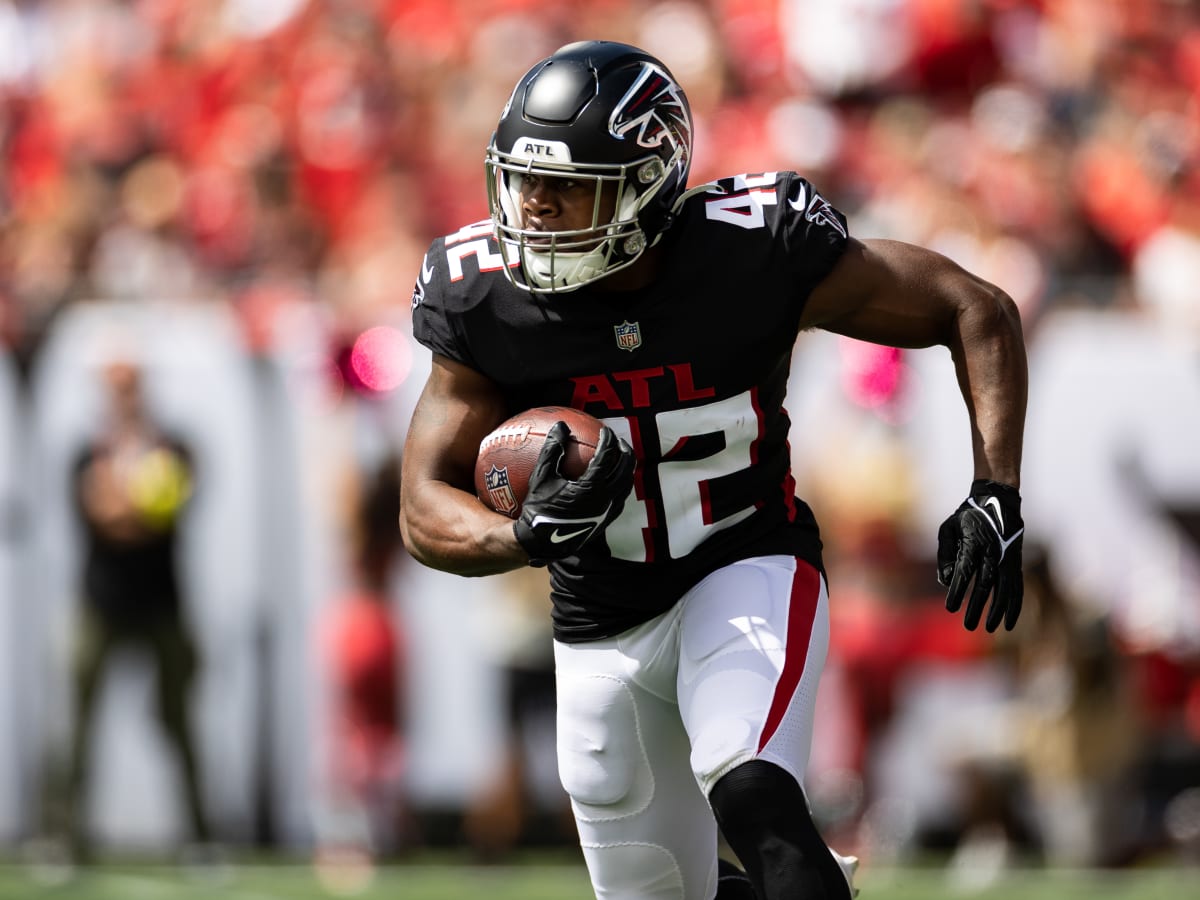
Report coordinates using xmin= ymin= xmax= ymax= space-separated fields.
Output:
xmin=399 ymin=480 xmax=529 ymax=576
xmin=949 ymin=283 xmax=1027 ymax=488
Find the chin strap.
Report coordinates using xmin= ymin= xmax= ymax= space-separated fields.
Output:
xmin=671 ymin=182 xmax=721 ymax=213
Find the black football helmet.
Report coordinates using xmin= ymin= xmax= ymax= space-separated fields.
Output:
xmin=486 ymin=41 xmax=693 ymax=293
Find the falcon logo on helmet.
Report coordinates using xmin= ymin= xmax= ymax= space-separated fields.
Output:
xmin=608 ymin=63 xmax=691 ymax=162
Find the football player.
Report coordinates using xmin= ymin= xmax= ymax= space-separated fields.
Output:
xmin=400 ymin=41 xmax=1026 ymax=900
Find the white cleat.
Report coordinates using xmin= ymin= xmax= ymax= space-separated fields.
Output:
xmin=832 ymin=851 xmax=860 ymax=898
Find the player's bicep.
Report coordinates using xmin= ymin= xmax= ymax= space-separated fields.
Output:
xmin=400 ymin=356 xmax=530 ymax=574
xmin=799 ymin=237 xmax=963 ymax=349
xmin=402 ymin=355 xmax=506 ymax=494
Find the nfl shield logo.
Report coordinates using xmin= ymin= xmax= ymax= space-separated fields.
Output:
xmin=614 ymin=320 xmax=642 ymax=352
xmin=484 ymin=465 xmax=518 ymax=516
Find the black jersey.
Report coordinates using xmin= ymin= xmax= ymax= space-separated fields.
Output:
xmin=73 ymin=434 xmax=192 ymax=627
xmin=412 ymin=171 xmax=849 ymax=642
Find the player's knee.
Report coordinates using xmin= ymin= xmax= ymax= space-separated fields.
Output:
xmin=556 ymin=674 xmax=650 ymax=813
xmin=560 ymin=679 xmax=688 ymax=896
xmin=690 ymin=715 xmax=762 ymax=797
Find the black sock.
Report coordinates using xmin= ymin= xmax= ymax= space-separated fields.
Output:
xmin=710 ymin=760 xmax=851 ymax=900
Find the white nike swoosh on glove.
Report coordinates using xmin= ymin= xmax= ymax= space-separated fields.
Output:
xmin=984 ymin=495 xmax=1004 ymax=530
xmin=968 ymin=498 xmax=1024 ymax=561
xmin=527 ymin=503 xmax=612 ymax=542
xmin=550 ymin=526 xmax=593 ymax=543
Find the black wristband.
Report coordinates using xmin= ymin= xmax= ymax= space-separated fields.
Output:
xmin=970 ymin=479 xmax=1020 ymax=505
xmin=513 ymin=520 xmax=549 ymax=568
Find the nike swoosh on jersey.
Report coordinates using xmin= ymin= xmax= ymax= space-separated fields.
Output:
xmin=421 ymin=254 xmax=435 ymax=283
xmin=788 ymin=182 xmax=807 ymax=213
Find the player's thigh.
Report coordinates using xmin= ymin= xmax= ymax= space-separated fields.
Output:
xmin=554 ymin=636 xmax=718 ymax=900
xmin=677 ymin=555 xmax=830 ymax=796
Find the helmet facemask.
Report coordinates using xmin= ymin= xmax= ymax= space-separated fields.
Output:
xmin=485 ymin=146 xmax=680 ymax=294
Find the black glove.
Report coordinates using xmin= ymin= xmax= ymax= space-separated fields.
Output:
xmin=514 ymin=422 xmax=635 ymax=566
xmin=937 ymin=479 xmax=1025 ymax=632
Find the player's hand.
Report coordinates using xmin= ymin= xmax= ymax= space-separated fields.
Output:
xmin=937 ymin=479 xmax=1025 ymax=632
xmin=514 ymin=423 xmax=635 ymax=566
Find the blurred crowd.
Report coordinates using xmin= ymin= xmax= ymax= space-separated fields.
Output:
xmin=2 ymin=0 xmax=1199 ymax=366
xmin=1 ymin=0 xmax=1198 ymax=879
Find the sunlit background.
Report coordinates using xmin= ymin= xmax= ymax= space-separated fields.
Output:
xmin=0 ymin=0 xmax=1198 ymax=894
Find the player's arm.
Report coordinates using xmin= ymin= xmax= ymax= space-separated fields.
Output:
xmin=799 ymin=237 xmax=1026 ymax=486
xmin=801 ymin=237 xmax=1028 ymax=631
xmin=399 ymin=354 xmax=528 ymax=576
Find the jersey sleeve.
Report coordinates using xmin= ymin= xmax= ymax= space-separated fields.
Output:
xmin=775 ymin=172 xmax=849 ymax=295
xmin=409 ymin=239 xmax=477 ymax=368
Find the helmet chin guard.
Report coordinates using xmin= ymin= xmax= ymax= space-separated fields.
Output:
xmin=485 ymin=41 xmax=692 ymax=294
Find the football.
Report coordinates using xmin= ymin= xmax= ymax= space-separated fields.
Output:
xmin=474 ymin=406 xmax=605 ymax=518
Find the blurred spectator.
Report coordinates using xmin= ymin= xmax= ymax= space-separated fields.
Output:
xmin=315 ymin=453 xmax=409 ymax=873
xmin=1133 ymin=194 xmax=1200 ymax=347
xmin=944 ymin=547 xmax=1143 ymax=877
xmin=61 ymin=355 xmax=209 ymax=858
xmin=463 ymin=566 xmax=573 ymax=861
xmin=1012 ymin=550 xmax=1142 ymax=868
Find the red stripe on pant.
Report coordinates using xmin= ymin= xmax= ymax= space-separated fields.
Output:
xmin=757 ymin=559 xmax=820 ymax=751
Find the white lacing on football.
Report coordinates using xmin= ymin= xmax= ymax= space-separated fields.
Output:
xmin=479 ymin=424 xmax=533 ymax=451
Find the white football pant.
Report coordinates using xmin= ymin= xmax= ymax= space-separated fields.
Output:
xmin=554 ymin=555 xmax=830 ymax=900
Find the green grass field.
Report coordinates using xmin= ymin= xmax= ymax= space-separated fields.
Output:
xmin=0 ymin=856 xmax=1193 ymax=900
